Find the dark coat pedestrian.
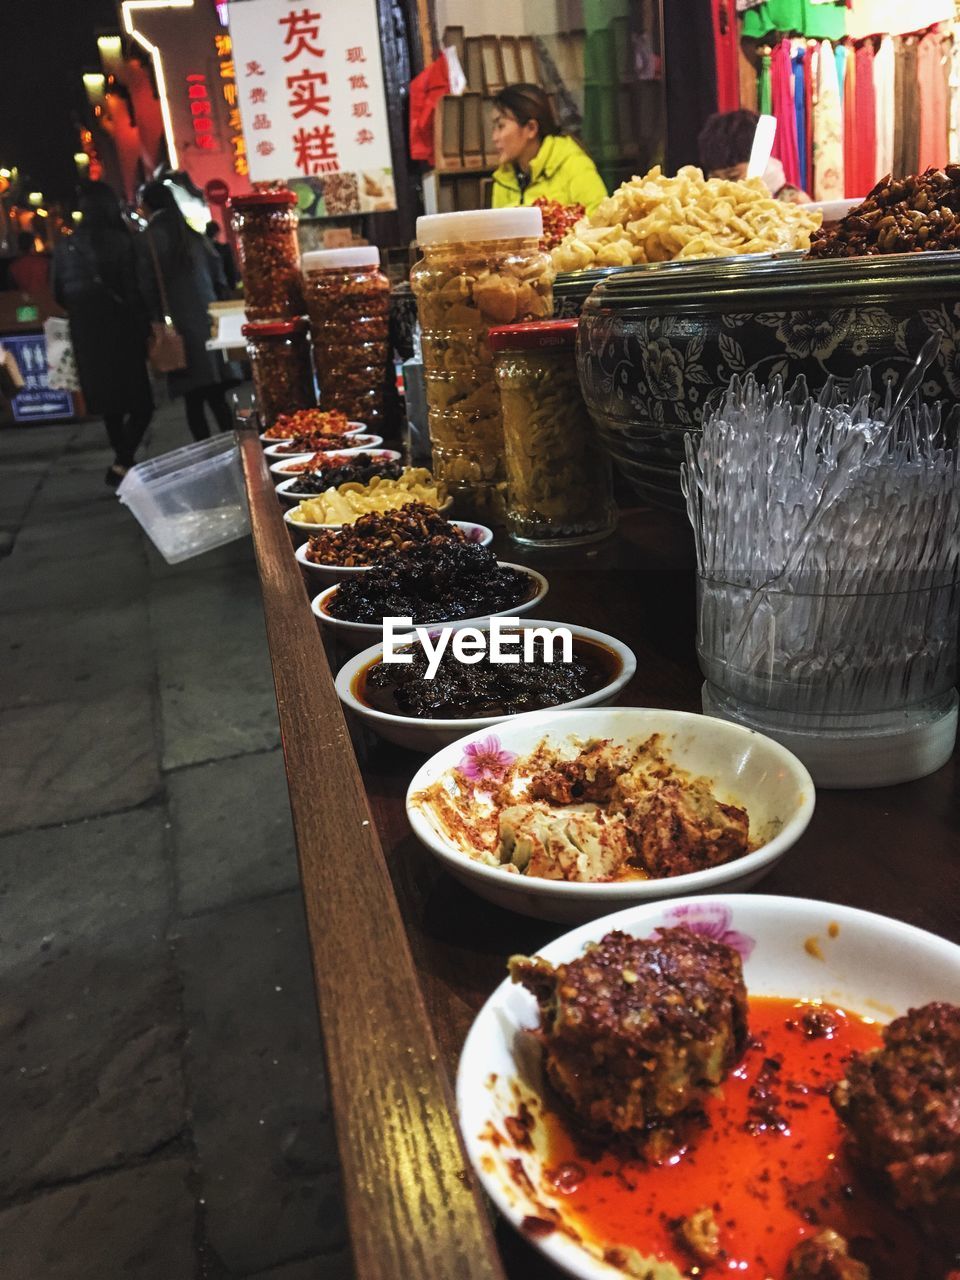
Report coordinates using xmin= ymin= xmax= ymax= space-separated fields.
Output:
xmin=137 ymin=181 xmax=234 ymax=440
xmin=52 ymin=181 xmax=153 ymax=486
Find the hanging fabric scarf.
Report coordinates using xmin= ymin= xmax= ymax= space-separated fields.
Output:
xmin=813 ymin=39 xmax=845 ymax=198
xmin=852 ymin=40 xmax=878 ymax=196
xmin=917 ymin=29 xmax=949 ymax=171
xmin=759 ymin=47 xmax=773 ymax=115
xmin=949 ymin=25 xmax=960 ymax=164
xmin=771 ymin=39 xmax=802 ymax=188
xmin=874 ymin=34 xmax=896 ymax=180
xmin=793 ymin=43 xmax=809 ymax=191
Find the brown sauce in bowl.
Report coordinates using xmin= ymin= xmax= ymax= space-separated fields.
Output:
xmin=354 ymin=634 xmax=623 ymax=720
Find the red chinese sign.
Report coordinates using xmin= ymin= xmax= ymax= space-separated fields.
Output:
xmin=214 ymin=32 xmax=248 ymax=176
xmin=227 ymin=0 xmax=395 ymax=212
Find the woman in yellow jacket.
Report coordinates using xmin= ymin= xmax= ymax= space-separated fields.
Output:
xmin=490 ymin=85 xmax=608 ymax=214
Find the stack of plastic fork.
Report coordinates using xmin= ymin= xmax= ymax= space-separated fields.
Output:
xmin=681 ymin=354 xmax=960 ymax=787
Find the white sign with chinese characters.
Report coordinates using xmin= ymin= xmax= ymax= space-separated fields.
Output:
xmin=227 ymin=0 xmax=396 ymax=214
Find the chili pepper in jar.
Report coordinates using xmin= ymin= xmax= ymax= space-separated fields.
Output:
xmin=229 ymin=189 xmax=303 ymax=320
xmin=242 ymin=319 xmax=316 ymax=429
xmin=532 ymin=197 xmax=586 ymax=251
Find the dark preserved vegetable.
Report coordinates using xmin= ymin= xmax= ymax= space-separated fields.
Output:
xmin=284 ymin=454 xmax=403 ymax=496
xmin=359 ymin=634 xmax=621 ymax=719
xmin=305 ymin=503 xmax=466 ymax=566
xmin=325 ymin=541 xmax=535 ymax=625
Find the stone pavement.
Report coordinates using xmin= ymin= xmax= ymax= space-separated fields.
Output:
xmin=0 ymin=401 xmax=353 ymax=1279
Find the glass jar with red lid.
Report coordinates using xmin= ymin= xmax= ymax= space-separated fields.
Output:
xmin=301 ymin=246 xmax=390 ymax=427
xmin=229 ymin=189 xmax=303 ymax=321
xmin=242 ymin=318 xmax=316 ymax=428
xmin=490 ymin=318 xmax=616 ymax=545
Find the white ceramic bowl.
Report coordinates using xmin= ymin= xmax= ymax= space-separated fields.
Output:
xmin=258 ymin=420 xmax=366 ymax=445
xmin=457 ymin=893 xmax=960 ymax=1280
xmin=335 ymin=619 xmax=637 ymax=752
xmin=263 ymin=435 xmax=383 ymax=459
xmin=310 ymin=562 xmax=549 ymax=651
xmin=276 ymin=460 xmax=404 ymax=504
xmin=270 ymin=449 xmax=398 ymax=484
xmin=284 ymin=496 xmax=453 ymax=536
xmin=406 ymin=706 xmax=815 ymax=922
xmin=294 ymin=520 xmax=494 ymax=585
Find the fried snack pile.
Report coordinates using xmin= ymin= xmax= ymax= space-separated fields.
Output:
xmin=288 ymin=468 xmax=445 ymax=525
xmin=551 ymin=165 xmax=821 ymax=272
xmin=304 ymin=503 xmax=465 ymax=565
xmin=809 ymin=165 xmax=960 ymax=257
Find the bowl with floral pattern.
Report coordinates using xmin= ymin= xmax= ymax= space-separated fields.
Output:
xmin=456 ymin=893 xmax=960 ymax=1278
xmin=577 ymin=249 xmax=960 ymax=509
xmin=405 ymin=707 xmax=814 ymax=922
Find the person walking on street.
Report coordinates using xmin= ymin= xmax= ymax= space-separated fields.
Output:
xmin=137 ymin=181 xmax=232 ymax=441
xmin=52 ymin=181 xmax=153 ymax=488
xmin=205 ymin=220 xmax=237 ymax=291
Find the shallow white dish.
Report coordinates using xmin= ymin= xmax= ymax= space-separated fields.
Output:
xmin=284 ymin=495 xmax=453 ymax=535
xmin=294 ymin=520 xmax=494 ymax=585
xmin=335 ymin=619 xmax=637 ymax=752
xmin=263 ymin=435 xmax=382 ymax=459
xmin=406 ymin=706 xmax=814 ymax=922
xmin=270 ymin=449 xmax=398 ymax=484
xmin=258 ymin=420 xmax=366 ymax=445
xmin=311 ymin=562 xmax=549 ymax=651
xmin=275 ymin=461 xmax=403 ymax=504
xmin=456 ymin=893 xmax=960 ymax=1280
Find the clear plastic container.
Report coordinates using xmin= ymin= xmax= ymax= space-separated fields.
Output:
xmin=228 ymin=189 xmax=302 ymax=321
xmin=697 ymin=575 xmax=960 ymax=786
xmin=410 ymin=208 xmax=554 ymax=523
xmin=490 ymin=318 xmax=616 ymax=545
xmin=117 ymin=434 xmax=250 ymax=564
xmin=242 ymin=318 xmax=316 ymax=428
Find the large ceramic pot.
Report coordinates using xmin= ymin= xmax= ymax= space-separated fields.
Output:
xmin=552 ymin=265 xmax=624 ymax=318
xmin=577 ymin=249 xmax=960 ymax=508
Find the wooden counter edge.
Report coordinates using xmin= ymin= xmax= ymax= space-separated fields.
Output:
xmin=239 ymin=431 xmax=507 ymax=1280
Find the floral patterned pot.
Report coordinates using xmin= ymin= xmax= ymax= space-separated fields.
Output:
xmin=552 ymin=265 xmax=625 ymax=319
xmin=577 ymin=249 xmax=960 ymax=509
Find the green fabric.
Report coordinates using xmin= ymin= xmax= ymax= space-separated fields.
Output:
xmin=742 ymin=0 xmax=846 ymax=41
xmin=759 ymin=52 xmax=773 ymax=115
xmin=491 ymin=134 xmax=609 ymax=213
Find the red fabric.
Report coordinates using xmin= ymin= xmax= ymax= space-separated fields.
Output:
xmin=711 ymin=0 xmax=740 ymax=112
xmin=771 ymin=40 xmax=801 ymax=189
xmin=852 ymin=42 xmax=877 ymax=197
xmin=917 ymin=31 xmax=948 ymax=171
xmin=408 ymin=54 xmax=451 ymax=165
